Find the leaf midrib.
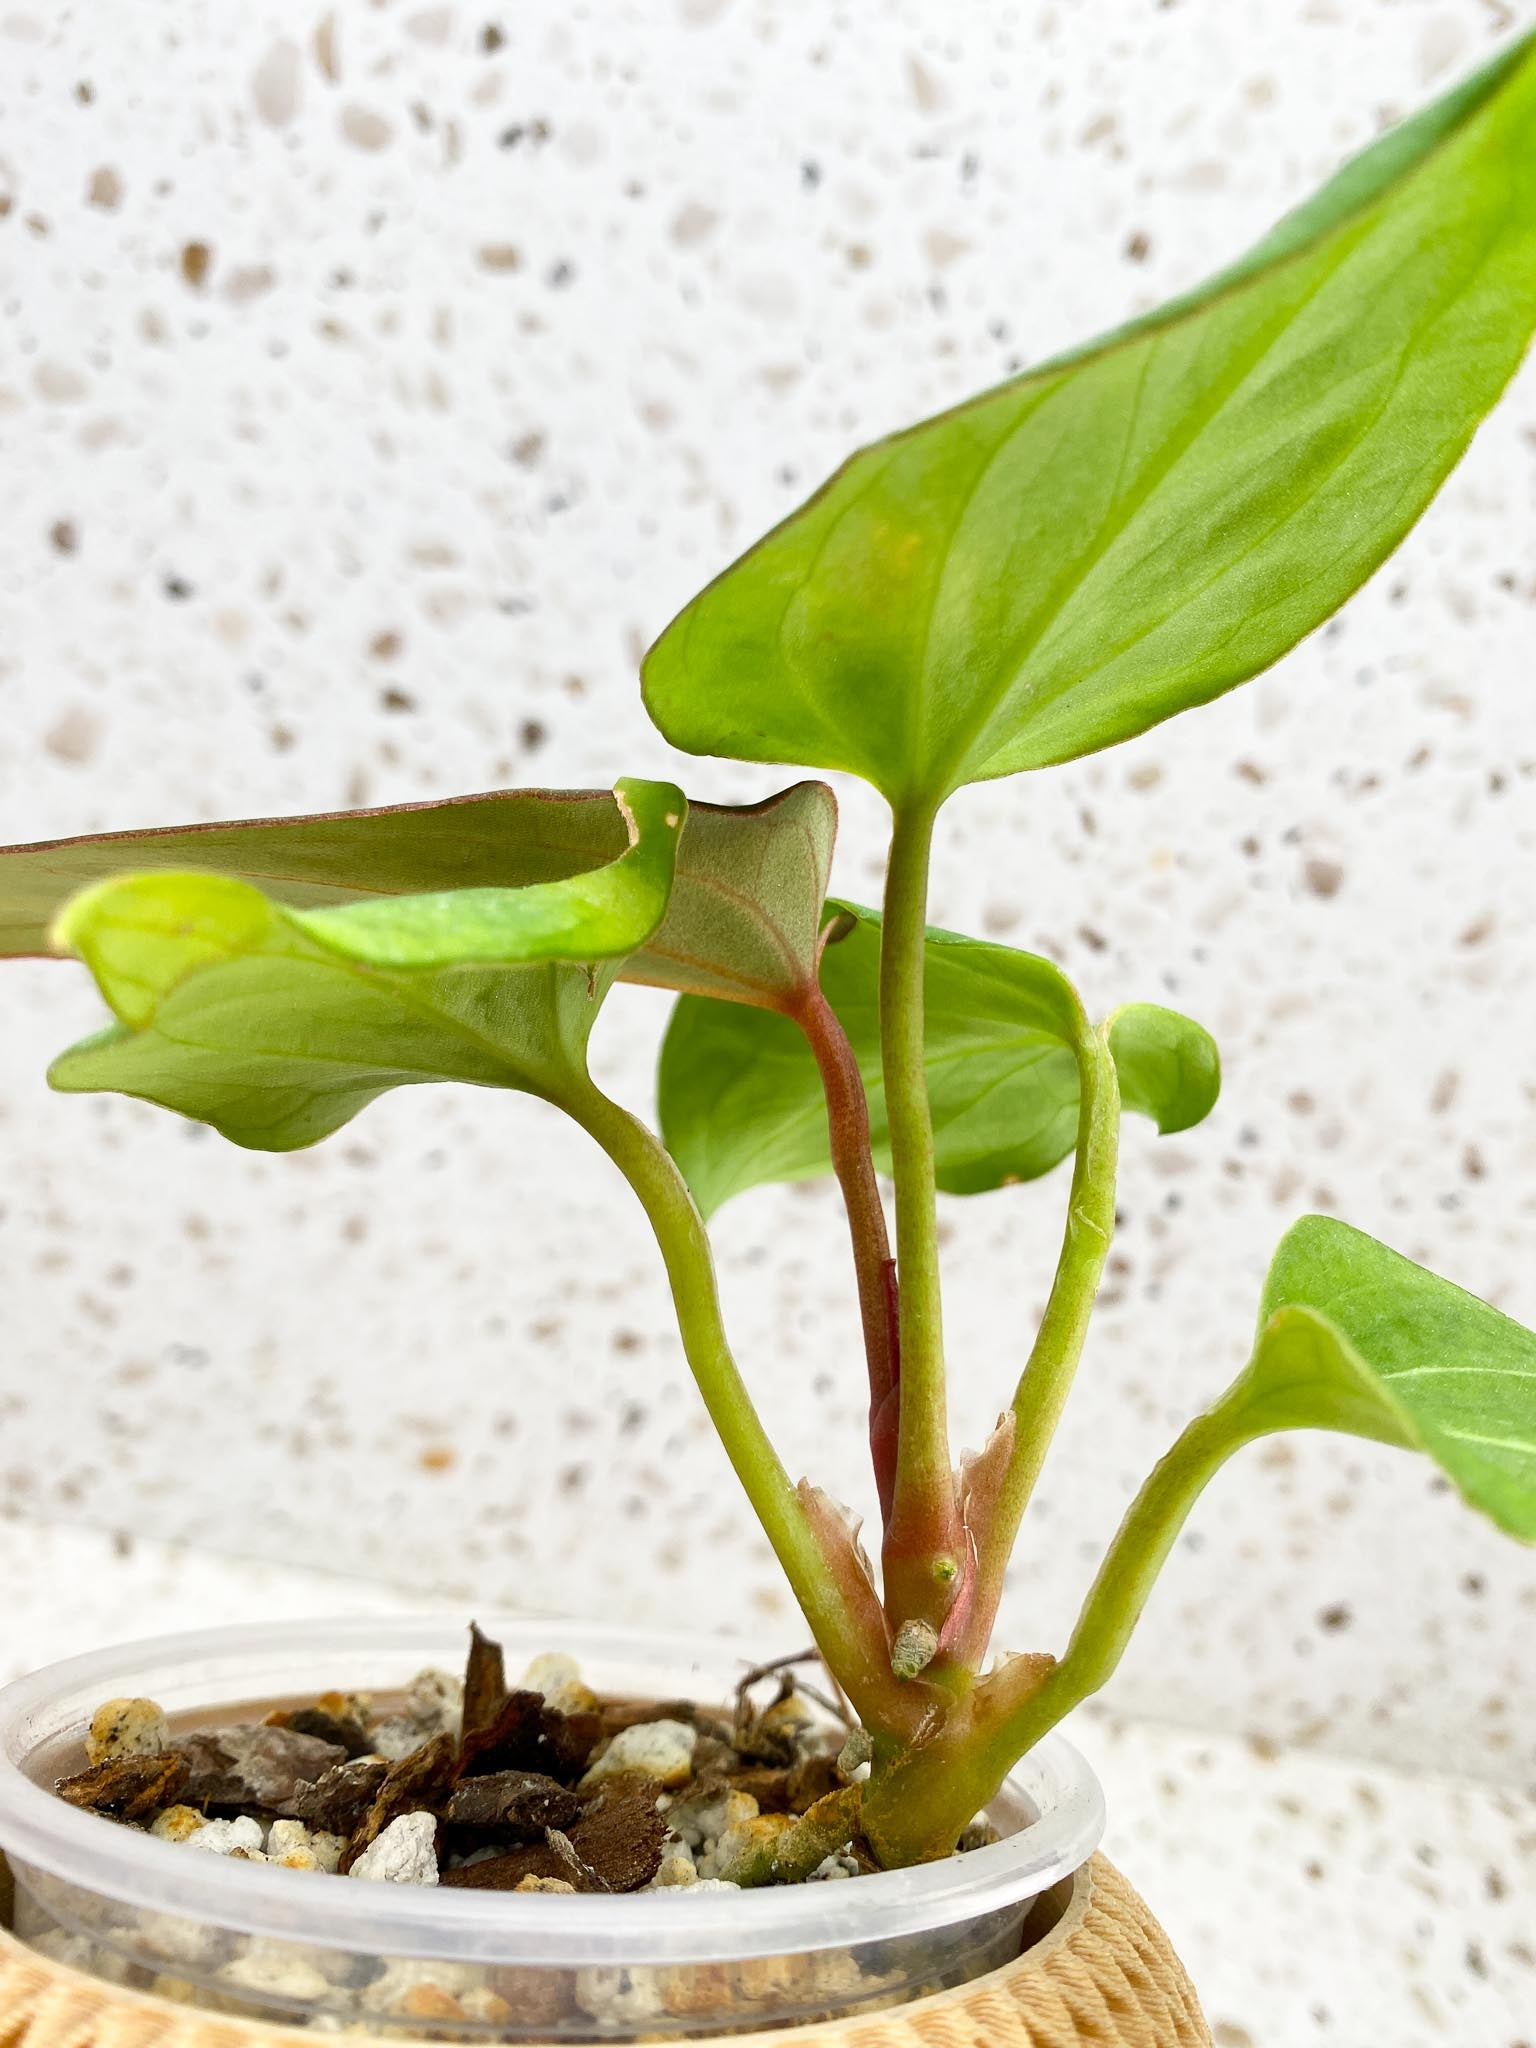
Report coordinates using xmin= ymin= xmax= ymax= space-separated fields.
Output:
xmin=917 ymin=215 xmax=1374 ymax=795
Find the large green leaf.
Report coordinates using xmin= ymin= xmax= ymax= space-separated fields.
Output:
xmin=0 ymin=781 xmax=836 ymax=1011
xmin=1236 ymin=1216 xmax=1536 ymax=1540
xmin=642 ymin=35 xmax=1536 ymax=802
xmin=658 ymin=906 xmax=1219 ymax=1216
xmin=47 ymin=779 xmax=684 ymax=1150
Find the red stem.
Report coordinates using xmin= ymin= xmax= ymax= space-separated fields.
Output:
xmin=793 ymin=984 xmax=902 ymax=1523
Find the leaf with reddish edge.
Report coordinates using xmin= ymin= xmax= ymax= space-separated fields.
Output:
xmin=12 ymin=776 xmax=908 ymax=1593
xmin=47 ymin=780 xmax=686 ymax=1149
xmin=0 ymin=780 xmax=838 ymax=1013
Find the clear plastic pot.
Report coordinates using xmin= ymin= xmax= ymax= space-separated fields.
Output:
xmin=0 ymin=1617 xmax=1103 ymax=2038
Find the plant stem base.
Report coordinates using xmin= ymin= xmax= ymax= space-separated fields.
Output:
xmin=0 ymin=1854 xmax=1208 ymax=2048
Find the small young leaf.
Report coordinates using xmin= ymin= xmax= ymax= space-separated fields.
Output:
xmin=1243 ymin=1216 xmax=1536 ymax=1540
xmin=658 ymin=907 xmax=1219 ymax=1215
xmin=48 ymin=780 xmax=685 ymax=1150
xmin=1106 ymin=1003 xmax=1221 ymax=1135
xmin=0 ymin=781 xmax=835 ymax=1011
xmin=642 ymin=37 xmax=1536 ymax=802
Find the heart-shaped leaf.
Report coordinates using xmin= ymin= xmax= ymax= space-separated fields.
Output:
xmin=1238 ymin=1216 xmax=1536 ymax=1540
xmin=48 ymin=779 xmax=685 ymax=1150
xmin=0 ymin=781 xmax=835 ymax=1012
xmin=658 ymin=907 xmax=1219 ymax=1216
xmin=643 ymin=36 xmax=1536 ymax=802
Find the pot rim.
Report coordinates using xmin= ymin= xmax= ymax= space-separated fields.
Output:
xmin=0 ymin=1615 xmax=1105 ymax=1966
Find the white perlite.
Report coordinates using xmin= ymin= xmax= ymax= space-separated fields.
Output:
xmin=650 ymin=1839 xmax=698 ymax=1887
xmin=267 ymin=1819 xmax=345 ymax=1873
xmin=218 ymin=1944 xmax=333 ymax=2004
xmin=349 ymin=1811 xmax=439 ymax=1885
xmin=574 ymin=1966 xmax=665 ymax=2026
xmin=368 ymin=1666 xmax=463 ymax=1758
xmin=519 ymin=1651 xmax=580 ymax=1696
xmin=149 ymin=1805 xmax=206 ymax=1844
xmin=663 ymin=1784 xmax=757 ymax=1850
xmin=27 ymin=1931 xmax=135 ymax=1984
xmin=519 ymin=1651 xmax=597 ymax=1715
xmin=185 ymin=1816 xmax=264 ymax=1857
xmin=582 ymin=1718 xmax=696 ymax=1790
xmin=359 ymin=1958 xmax=487 ymax=2016
xmin=86 ymin=1696 xmax=170 ymax=1764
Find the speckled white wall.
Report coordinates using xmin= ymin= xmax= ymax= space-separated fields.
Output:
xmin=1 ymin=0 xmax=1534 ymax=1786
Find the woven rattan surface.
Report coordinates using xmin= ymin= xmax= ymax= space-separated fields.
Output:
xmin=0 ymin=1854 xmax=1208 ymax=2048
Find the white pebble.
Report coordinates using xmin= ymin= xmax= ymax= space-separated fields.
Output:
xmin=219 ymin=1943 xmax=333 ymax=2003
xmin=359 ymin=1958 xmax=488 ymax=2015
xmin=575 ymin=1966 xmax=666 ymax=2024
xmin=406 ymin=1667 xmax=463 ymax=1736
xmin=519 ymin=1652 xmax=580 ymax=1696
xmin=650 ymin=1843 xmax=698 ymax=1888
xmin=684 ymin=1879 xmax=741 ymax=1892
xmin=349 ymin=1811 xmax=438 ymax=1886
xmin=133 ymin=1911 xmax=231 ymax=1969
xmin=581 ymin=1718 xmax=696 ymax=1790
xmin=809 ymin=1852 xmax=861 ymax=1881
xmin=149 ymin=1806 xmax=206 ymax=1844
xmin=367 ymin=1668 xmax=463 ymax=1758
xmin=267 ymin=1819 xmax=345 ymax=1874
xmin=519 ymin=1652 xmax=597 ymax=1714
xmin=186 ymin=1816 xmax=265 ymax=1857
xmin=26 ymin=1930 xmax=136 ymax=1983
xmin=368 ymin=1716 xmax=433 ymax=1762
xmin=87 ymin=1697 xmax=170 ymax=1764
xmin=665 ymin=1785 xmax=757 ymax=1851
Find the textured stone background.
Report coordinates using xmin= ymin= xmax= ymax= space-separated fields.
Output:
xmin=2 ymin=0 xmax=1535 ymax=1786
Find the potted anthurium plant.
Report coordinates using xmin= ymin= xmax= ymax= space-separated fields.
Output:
xmin=1 ymin=31 xmax=1535 ymax=2048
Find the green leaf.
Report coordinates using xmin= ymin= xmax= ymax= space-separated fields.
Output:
xmin=48 ymin=779 xmax=685 ymax=1150
xmin=0 ymin=780 xmax=835 ymax=1011
xmin=1237 ymin=1216 xmax=1536 ymax=1541
xmin=1106 ymin=1002 xmax=1221 ymax=1136
xmin=625 ymin=780 xmax=836 ymax=1007
xmin=658 ymin=906 xmax=1219 ymax=1215
xmin=642 ymin=36 xmax=1536 ymax=802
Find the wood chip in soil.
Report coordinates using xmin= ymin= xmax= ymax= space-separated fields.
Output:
xmin=174 ymin=1725 xmax=348 ymax=1813
xmin=290 ymin=1758 xmax=390 ymax=1834
xmin=443 ymin=1782 xmax=666 ymax=1894
xmin=56 ymin=1752 xmax=189 ymax=1823
xmin=458 ymin=1690 xmax=600 ymax=1784
xmin=462 ymin=1622 xmax=507 ymax=1737
xmin=342 ymin=1732 xmax=459 ymax=1872
xmin=279 ymin=1706 xmax=374 ymax=1759
xmin=443 ymin=1770 xmax=579 ymax=1837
